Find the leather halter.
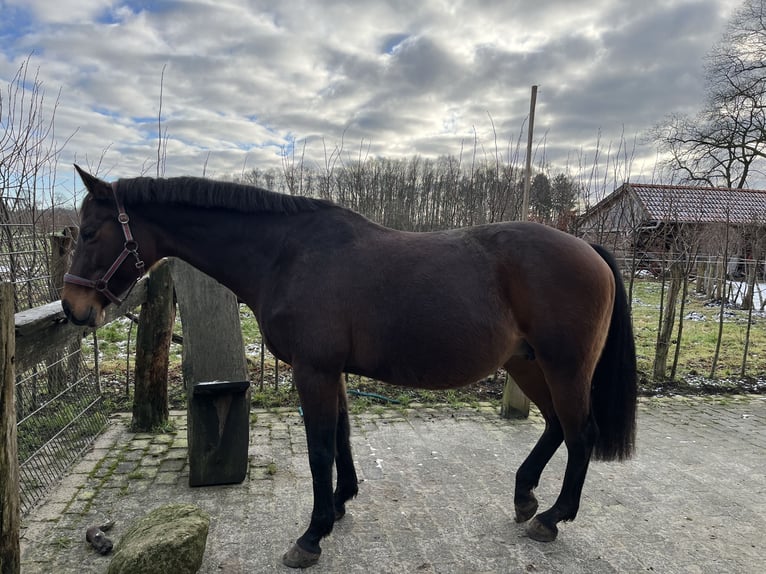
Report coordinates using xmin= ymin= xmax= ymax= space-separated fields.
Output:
xmin=63 ymin=184 xmax=146 ymax=305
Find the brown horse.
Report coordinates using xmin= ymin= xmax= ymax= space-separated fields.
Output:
xmin=61 ymin=166 xmax=637 ymax=568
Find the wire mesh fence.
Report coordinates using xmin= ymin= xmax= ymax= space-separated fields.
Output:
xmin=2 ymin=212 xmax=108 ymax=514
xmin=14 ymin=349 xmax=107 ymax=514
xmin=0 ymin=220 xmax=56 ymax=311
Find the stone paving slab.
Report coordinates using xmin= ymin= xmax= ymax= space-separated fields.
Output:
xmin=19 ymin=395 xmax=766 ymax=573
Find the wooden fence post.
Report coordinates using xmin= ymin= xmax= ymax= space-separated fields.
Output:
xmin=132 ymin=260 xmax=175 ymax=431
xmin=47 ymin=227 xmax=80 ymax=395
xmin=169 ymin=260 xmax=249 ymax=485
xmin=500 ymin=373 xmax=530 ymax=419
xmin=48 ymin=226 xmax=78 ymax=300
xmin=0 ymin=283 xmax=21 ymax=574
xmin=695 ymin=260 xmax=707 ymax=294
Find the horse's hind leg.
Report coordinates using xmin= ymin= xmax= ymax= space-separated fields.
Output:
xmin=334 ymin=377 xmax=358 ymax=520
xmin=505 ymin=359 xmax=563 ymax=524
xmin=527 ymin=375 xmax=598 ymax=543
xmin=514 ymin=416 xmax=563 ymax=523
xmin=282 ymin=365 xmax=341 ymax=568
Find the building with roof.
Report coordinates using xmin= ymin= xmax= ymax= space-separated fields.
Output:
xmin=578 ymin=183 xmax=766 ymax=277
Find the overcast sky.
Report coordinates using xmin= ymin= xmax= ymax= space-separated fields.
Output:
xmin=1 ymin=0 xmax=743 ymax=199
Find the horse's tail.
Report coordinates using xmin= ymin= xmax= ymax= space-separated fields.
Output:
xmin=589 ymin=243 xmax=638 ymax=462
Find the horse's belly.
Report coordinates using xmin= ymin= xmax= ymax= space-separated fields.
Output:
xmin=347 ymin=275 xmax=519 ymax=389
xmin=389 ymin=360 xmax=501 ymax=389
xmin=379 ymin=328 xmax=514 ymax=389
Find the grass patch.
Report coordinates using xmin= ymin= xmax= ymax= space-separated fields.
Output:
xmin=345 ymin=377 xmax=503 ymax=410
xmin=629 ymin=278 xmax=766 ymax=380
xmin=251 ymin=386 xmax=300 ymax=410
xmin=150 ymin=419 xmax=178 ymax=434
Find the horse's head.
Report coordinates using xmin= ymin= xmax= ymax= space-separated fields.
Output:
xmin=61 ymin=166 xmax=147 ymax=327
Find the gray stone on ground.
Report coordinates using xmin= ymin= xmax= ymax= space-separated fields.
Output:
xmin=106 ymin=503 xmax=209 ymax=574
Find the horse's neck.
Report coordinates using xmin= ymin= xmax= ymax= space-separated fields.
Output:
xmin=146 ymin=206 xmax=292 ymax=300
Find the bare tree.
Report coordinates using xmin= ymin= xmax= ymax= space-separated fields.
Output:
xmin=710 ymin=208 xmax=733 ymax=379
xmin=668 ymin=224 xmax=704 ymax=381
xmin=653 ymin=0 xmax=766 ymax=188
xmin=1 ymin=56 xmax=68 ymax=310
xmin=157 ymin=64 xmax=169 ymax=178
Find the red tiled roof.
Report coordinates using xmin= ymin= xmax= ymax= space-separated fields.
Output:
xmin=627 ymin=183 xmax=766 ymax=224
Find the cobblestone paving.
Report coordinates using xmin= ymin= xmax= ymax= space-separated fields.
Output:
xmin=20 ymin=395 xmax=765 ymax=573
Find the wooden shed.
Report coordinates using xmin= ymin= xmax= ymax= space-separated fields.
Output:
xmin=578 ymin=183 xmax=766 ymax=277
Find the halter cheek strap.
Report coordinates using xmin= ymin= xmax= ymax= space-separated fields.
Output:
xmin=63 ymin=184 xmax=146 ymax=305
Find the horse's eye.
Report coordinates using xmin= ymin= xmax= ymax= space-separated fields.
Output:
xmin=80 ymin=228 xmax=96 ymax=242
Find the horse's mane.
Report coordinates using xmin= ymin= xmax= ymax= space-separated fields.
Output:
xmin=116 ymin=176 xmax=335 ymax=215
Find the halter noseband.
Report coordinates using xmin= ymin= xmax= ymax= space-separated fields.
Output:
xmin=63 ymin=184 xmax=146 ymax=305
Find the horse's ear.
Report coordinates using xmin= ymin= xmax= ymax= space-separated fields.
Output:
xmin=74 ymin=164 xmax=112 ymax=198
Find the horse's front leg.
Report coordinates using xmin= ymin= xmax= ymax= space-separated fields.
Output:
xmin=334 ymin=377 xmax=358 ymax=519
xmin=282 ymin=365 xmax=341 ymax=569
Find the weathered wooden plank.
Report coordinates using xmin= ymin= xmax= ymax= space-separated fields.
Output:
xmin=169 ymin=259 xmax=248 ymax=487
xmin=13 ymin=300 xmax=69 ymax=337
xmin=169 ymin=261 xmax=246 ymax=388
xmin=14 ymin=279 xmax=148 ymax=372
xmin=189 ymin=380 xmax=250 ymax=486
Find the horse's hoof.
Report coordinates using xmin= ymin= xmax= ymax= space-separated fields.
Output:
xmin=282 ymin=543 xmax=321 ymax=568
xmin=526 ymin=517 xmax=558 ymax=542
xmin=514 ymin=500 xmax=538 ymax=523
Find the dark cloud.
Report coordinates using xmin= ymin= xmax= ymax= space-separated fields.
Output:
xmin=385 ymin=36 xmax=464 ymax=93
xmin=0 ymin=0 xmax=739 ymax=193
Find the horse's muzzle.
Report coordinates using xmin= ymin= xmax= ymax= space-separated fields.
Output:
xmin=61 ymin=298 xmax=100 ymax=327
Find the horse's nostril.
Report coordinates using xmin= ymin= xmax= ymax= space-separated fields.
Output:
xmin=61 ymin=299 xmax=72 ymax=318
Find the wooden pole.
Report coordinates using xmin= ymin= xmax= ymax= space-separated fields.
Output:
xmin=47 ymin=227 xmax=79 ymax=395
xmin=0 ymin=283 xmax=21 ymax=574
xmin=132 ymin=260 xmax=175 ymax=431
xmin=48 ymin=226 xmax=78 ymax=300
xmin=521 ymin=85 xmax=538 ymax=223
xmin=501 ymin=85 xmax=537 ymax=419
